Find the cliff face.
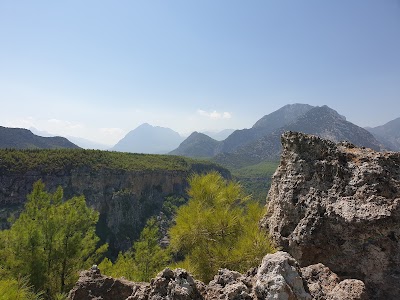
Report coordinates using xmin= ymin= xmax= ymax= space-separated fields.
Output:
xmin=0 ymin=158 xmax=229 ymax=255
xmin=263 ymin=131 xmax=400 ymax=299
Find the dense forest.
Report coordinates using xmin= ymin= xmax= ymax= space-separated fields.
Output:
xmin=0 ymin=172 xmax=275 ymax=299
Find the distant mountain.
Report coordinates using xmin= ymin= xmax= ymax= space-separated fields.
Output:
xmin=169 ymin=132 xmax=220 ymax=157
xmin=30 ymin=127 xmax=111 ymax=150
xmin=252 ymin=103 xmax=314 ymax=129
xmin=29 ymin=127 xmax=54 ymax=137
xmin=0 ymin=126 xmax=80 ymax=149
xmin=66 ymin=136 xmax=111 ymax=150
xmin=172 ymin=103 xmax=315 ymax=157
xmin=217 ymin=104 xmax=315 ymax=154
xmin=112 ymin=123 xmax=184 ymax=154
xmin=214 ymin=105 xmax=382 ymax=167
xmin=201 ymin=129 xmax=235 ymax=141
xmin=366 ymin=117 xmax=400 ymax=151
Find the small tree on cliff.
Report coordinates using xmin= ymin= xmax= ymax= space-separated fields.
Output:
xmin=0 ymin=180 xmax=107 ymax=298
xmin=169 ymin=172 xmax=275 ymax=282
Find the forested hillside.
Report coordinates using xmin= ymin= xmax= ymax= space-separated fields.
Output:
xmin=0 ymin=149 xmax=229 ymax=257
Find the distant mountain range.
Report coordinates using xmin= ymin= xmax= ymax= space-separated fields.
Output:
xmin=365 ymin=118 xmax=400 ymax=151
xmin=201 ymin=129 xmax=235 ymax=141
xmin=2 ymin=104 xmax=399 ymax=157
xmin=0 ymin=126 xmax=80 ymax=149
xmin=170 ymin=104 xmax=384 ymax=168
xmin=29 ymin=127 xmax=111 ymax=150
xmin=111 ymin=123 xmax=184 ymax=154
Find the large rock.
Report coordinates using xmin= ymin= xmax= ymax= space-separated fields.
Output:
xmin=68 ymin=265 xmax=148 ymax=300
xmin=262 ymin=131 xmax=400 ymax=299
xmin=301 ymin=264 xmax=367 ymax=300
xmin=206 ymin=251 xmax=311 ymax=300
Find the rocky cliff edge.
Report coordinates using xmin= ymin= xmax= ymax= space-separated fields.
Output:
xmin=262 ymin=131 xmax=400 ymax=299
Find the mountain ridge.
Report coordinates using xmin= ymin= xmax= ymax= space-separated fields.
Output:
xmin=213 ymin=105 xmax=382 ymax=167
xmin=0 ymin=126 xmax=80 ymax=149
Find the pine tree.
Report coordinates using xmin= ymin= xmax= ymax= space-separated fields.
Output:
xmin=0 ymin=180 xmax=107 ymax=297
xmin=169 ymin=172 xmax=275 ymax=282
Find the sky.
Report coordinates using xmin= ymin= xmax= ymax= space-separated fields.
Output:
xmin=1 ymin=1 xmax=399 ymax=145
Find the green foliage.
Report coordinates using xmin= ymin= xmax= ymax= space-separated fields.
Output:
xmin=0 ymin=276 xmax=43 ymax=300
xmin=0 ymin=148 xmax=224 ymax=174
xmin=231 ymin=160 xmax=279 ymax=204
xmin=0 ymin=180 xmax=107 ymax=298
xmin=169 ymin=172 xmax=275 ymax=282
xmin=133 ymin=218 xmax=170 ymax=281
xmin=99 ymin=217 xmax=170 ymax=282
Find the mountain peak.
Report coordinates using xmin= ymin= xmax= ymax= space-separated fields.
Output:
xmin=112 ymin=124 xmax=183 ymax=154
xmin=169 ymin=131 xmax=220 ymax=158
xmin=252 ymin=103 xmax=314 ymax=129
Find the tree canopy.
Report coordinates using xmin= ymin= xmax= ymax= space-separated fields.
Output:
xmin=169 ymin=171 xmax=275 ymax=282
xmin=0 ymin=180 xmax=106 ymax=298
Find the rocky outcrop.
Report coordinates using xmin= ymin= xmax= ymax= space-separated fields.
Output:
xmin=263 ymin=131 xmax=400 ymax=299
xmin=301 ymin=264 xmax=367 ymax=300
xmin=69 ymin=251 xmax=367 ymax=300
xmin=206 ymin=251 xmax=311 ymax=300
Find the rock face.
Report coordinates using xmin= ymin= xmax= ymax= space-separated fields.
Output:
xmin=0 ymin=150 xmax=229 ymax=256
xmin=263 ymin=131 xmax=400 ymax=299
xmin=69 ymin=252 xmax=367 ymax=300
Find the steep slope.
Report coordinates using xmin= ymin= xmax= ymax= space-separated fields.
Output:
xmin=0 ymin=126 xmax=79 ymax=149
xmin=0 ymin=149 xmax=229 ymax=256
xmin=169 ymin=132 xmax=220 ymax=157
xmin=366 ymin=117 xmax=400 ymax=151
xmin=112 ymin=123 xmax=184 ymax=154
xmin=214 ymin=106 xmax=382 ymax=167
xmin=217 ymin=103 xmax=314 ymax=153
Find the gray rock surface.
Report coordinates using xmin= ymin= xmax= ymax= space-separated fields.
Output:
xmin=72 ymin=252 xmax=366 ymax=300
xmin=301 ymin=264 xmax=367 ymax=300
xmin=262 ymin=131 xmax=400 ymax=299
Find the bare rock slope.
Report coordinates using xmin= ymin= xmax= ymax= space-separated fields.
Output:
xmin=263 ymin=131 xmax=400 ymax=299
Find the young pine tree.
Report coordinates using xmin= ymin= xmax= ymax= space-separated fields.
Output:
xmin=168 ymin=172 xmax=275 ymax=282
xmin=0 ymin=180 xmax=107 ymax=298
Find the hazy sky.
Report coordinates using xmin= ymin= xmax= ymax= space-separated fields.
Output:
xmin=1 ymin=1 xmax=399 ymax=145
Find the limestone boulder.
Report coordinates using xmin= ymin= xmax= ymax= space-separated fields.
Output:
xmin=262 ymin=131 xmax=400 ymax=299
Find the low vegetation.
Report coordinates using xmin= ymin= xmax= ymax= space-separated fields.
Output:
xmin=231 ymin=160 xmax=280 ymax=203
